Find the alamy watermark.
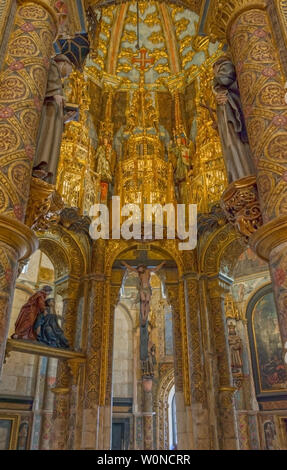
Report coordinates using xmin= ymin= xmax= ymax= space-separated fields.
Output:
xmin=89 ymin=196 xmax=197 ymax=251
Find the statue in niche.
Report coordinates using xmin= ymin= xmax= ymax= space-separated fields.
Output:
xmin=169 ymin=133 xmax=193 ymax=202
xmin=34 ymin=54 xmax=74 ymax=184
xmin=142 ymin=341 xmax=157 ymax=377
xmin=212 ymin=55 xmax=255 ymax=183
xmin=12 ymin=286 xmax=53 ymax=340
xmin=227 ymin=322 xmax=243 ymax=372
xmin=34 ymin=298 xmax=69 ymax=349
xmin=264 ymin=421 xmax=278 ymax=450
xmin=95 ymin=134 xmax=116 ymax=203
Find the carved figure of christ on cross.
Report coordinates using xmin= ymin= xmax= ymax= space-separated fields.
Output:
xmin=121 ymin=261 xmax=165 ymax=326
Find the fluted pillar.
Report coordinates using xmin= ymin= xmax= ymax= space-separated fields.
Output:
xmin=207 ymin=278 xmax=239 ymax=450
xmin=0 ymin=0 xmax=58 ymax=372
xmin=209 ymin=0 xmax=287 ymax=352
xmin=142 ymin=383 xmax=154 ymax=450
xmin=39 ymin=357 xmax=57 ymax=450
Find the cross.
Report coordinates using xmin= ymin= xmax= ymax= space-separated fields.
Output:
xmin=132 ymin=47 xmax=155 ymax=71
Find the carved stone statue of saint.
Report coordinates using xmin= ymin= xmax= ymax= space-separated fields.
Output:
xmin=34 ymin=298 xmax=69 ymax=349
xmin=228 ymin=323 xmax=243 ymax=372
xmin=95 ymin=135 xmax=116 ymax=203
xmin=169 ymin=134 xmax=193 ymax=202
xmin=213 ymin=56 xmax=255 ymax=183
xmin=34 ymin=54 xmax=73 ymax=184
xmin=12 ymin=286 xmax=52 ymax=340
xmin=142 ymin=341 xmax=157 ymax=377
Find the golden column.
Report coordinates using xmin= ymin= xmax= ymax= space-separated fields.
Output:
xmin=0 ymin=1 xmax=58 ymax=370
xmin=184 ymin=275 xmax=211 ymax=450
xmin=81 ymin=239 xmax=109 ymax=449
xmin=207 ymin=278 xmax=238 ymax=450
xmin=208 ymin=0 xmax=287 ymax=351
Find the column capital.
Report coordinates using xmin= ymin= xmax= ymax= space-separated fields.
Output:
xmin=207 ymin=0 xmax=267 ymax=41
xmin=0 ymin=214 xmax=38 ymax=261
xmin=250 ymin=215 xmax=287 ymax=261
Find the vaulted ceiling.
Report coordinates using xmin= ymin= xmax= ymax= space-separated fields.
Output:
xmin=87 ymin=1 xmax=218 ymax=86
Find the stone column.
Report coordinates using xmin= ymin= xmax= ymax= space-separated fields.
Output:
xmin=50 ymin=280 xmax=80 ymax=449
xmin=210 ymin=0 xmax=287 ymax=354
xmin=39 ymin=357 xmax=57 ymax=450
xmin=166 ymin=282 xmax=193 ymax=450
xmin=0 ymin=0 xmax=58 ymax=370
xmin=207 ymin=278 xmax=239 ymax=450
xmin=142 ymin=379 xmax=154 ymax=450
xmin=81 ymin=274 xmax=105 ymax=449
xmin=184 ymin=275 xmax=210 ymax=449
xmin=98 ymin=279 xmax=121 ymax=450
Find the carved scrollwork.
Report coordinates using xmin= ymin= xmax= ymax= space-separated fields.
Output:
xmin=25 ymin=177 xmax=64 ymax=231
xmin=206 ymin=0 xmax=267 ymax=41
xmin=221 ymin=176 xmax=263 ymax=238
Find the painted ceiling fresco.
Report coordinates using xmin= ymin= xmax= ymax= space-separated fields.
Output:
xmin=88 ymin=1 xmax=219 ymax=86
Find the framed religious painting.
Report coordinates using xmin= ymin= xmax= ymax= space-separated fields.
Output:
xmin=247 ymin=284 xmax=287 ymax=408
xmin=0 ymin=414 xmax=20 ymax=450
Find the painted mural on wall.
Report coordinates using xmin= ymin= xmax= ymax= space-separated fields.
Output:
xmin=234 ymin=248 xmax=268 ymax=278
xmin=250 ymin=290 xmax=287 ymax=393
xmin=0 ymin=419 xmax=12 ymax=449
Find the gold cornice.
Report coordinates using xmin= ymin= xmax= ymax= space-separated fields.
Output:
xmin=206 ymin=0 xmax=267 ymax=41
xmin=51 ymin=387 xmax=69 ymax=394
xmin=19 ymin=0 xmax=59 ymax=34
xmin=222 ymin=175 xmax=257 ymax=197
xmin=250 ymin=215 xmax=287 ymax=261
xmin=0 ymin=215 xmax=38 ymax=260
xmin=5 ymin=338 xmax=86 ymax=360
xmin=87 ymin=0 xmax=202 ymax=15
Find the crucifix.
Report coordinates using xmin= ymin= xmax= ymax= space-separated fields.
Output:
xmin=131 ymin=48 xmax=155 ymax=130
xmin=121 ymin=249 xmax=165 ymax=375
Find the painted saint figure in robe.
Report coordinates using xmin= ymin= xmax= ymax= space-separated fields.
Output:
xmin=34 ymin=54 xmax=74 ymax=184
xmin=34 ymin=298 xmax=69 ymax=349
xmin=228 ymin=322 xmax=243 ymax=372
xmin=12 ymin=286 xmax=53 ymax=340
xmin=95 ymin=135 xmax=116 ymax=203
xmin=169 ymin=134 xmax=193 ymax=203
xmin=213 ymin=56 xmax=255 ymax=183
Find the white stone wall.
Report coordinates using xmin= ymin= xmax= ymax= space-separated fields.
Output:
xmin=0 ymin=249 xmax=56 ymax=398
xmin=0 ymin=287 xmax=37 ymax=396
xmin=112 ymin=304 xmax=134 ymax=398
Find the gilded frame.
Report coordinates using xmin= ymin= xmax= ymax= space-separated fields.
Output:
xmin=247 ymin=283 xmax=287 ymax=402
xmin=0 ymin=413 xmax=20 ymax=450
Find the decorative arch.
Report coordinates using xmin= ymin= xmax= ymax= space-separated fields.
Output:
xmin=117 ymin=301 xmax=134 ymax=328
xmin=199 ymin=222 xmax=245 ymax=276
xmin=155 ymin=367 xmax=174 ymax=450
xmin=101 ymin=238 xmax=191 ymax=408
xmin=105 ymin=238 xmax=194 ymax=277
xmin=37 ymin=225 xmax=87 ymax=280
